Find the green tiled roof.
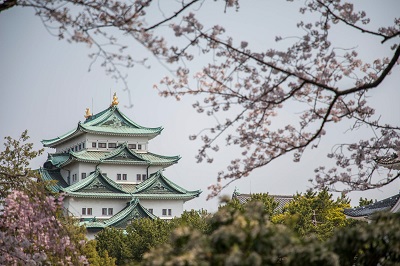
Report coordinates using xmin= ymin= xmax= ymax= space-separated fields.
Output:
xmin=45 ymin=144 xmax=180 ymax=167
xmin=40 ymin=167 xmax=201 ymax=200
xmin=64 ymin=168 xmax=129 ymax=197
xmin=82 ymin=198 xmax=157 ymax=229
xmin=39 ymin=168 xmax=69 ymax=193
xmin=42 ymin=106 xmax=163 ymax=147
xmin=130 ymin=170 xmax=202 ymax=201
xmin=46 ymin=153 xmax=71 ymax=168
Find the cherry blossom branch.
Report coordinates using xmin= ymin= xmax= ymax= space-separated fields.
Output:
xmin=145 ymin=0 xmax=201 ymax=31
xmin=316 ymin=0 xmax=400 ymax=43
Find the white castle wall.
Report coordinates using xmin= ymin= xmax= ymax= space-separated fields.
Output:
xmin=64 ymin=161 xmax=166 ymax=185
xmin=140 ymin=199 xmax=184 ymax=219
xmin=55 ymin=134 xmax=150 ymax=153
xmin=65 ymin=197 xmax=128 ymax=218
xmin=64 ymin=197 xmax=185 ymax=220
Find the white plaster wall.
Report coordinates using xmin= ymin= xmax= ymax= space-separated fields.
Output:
xmin=84 ymin=133 xmax=150 ymax=152
xmin=65 ymin=197 xmax=128 ymax=218
xmin=54 ymin=133 xmax=155 ymax=153
xmin=62 ymin=161 xmax=97 ymax=185
xmin=55 ymin=134 xmax=87 ymax=153
xmin=140 ymin=199 xmax=184 ymax=218
xmin=94 ymin=164 xmax=152 ymax=184
xmin=60 ymin=168 xmax=70 ymax=183
xmin=148 ymin=165 xmax=168 ymax=174
xmin=86 ymin=231 xmax=97 ymax=240
xmin=61 ymin=161 xmax=171 ymax=185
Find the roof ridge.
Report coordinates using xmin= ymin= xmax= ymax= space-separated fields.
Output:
xmin=131 ymin=171 xmax=201 ymax=196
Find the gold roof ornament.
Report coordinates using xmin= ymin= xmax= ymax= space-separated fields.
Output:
xmin=111 ymin=92 xmax=119 ymax=106
xmin=84 ymin=108 xmax=92 ymax=119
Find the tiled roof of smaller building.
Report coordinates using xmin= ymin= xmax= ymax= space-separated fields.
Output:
xmin=343 ymin=193 xmax=400 ymax=218
xmin=232 ymin=192 xmax=294 ymax=211
xmin=375 ymin=152 xmax=400 ymax=170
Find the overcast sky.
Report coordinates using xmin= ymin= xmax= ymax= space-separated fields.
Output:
xmin=1 ymin=0 xmax=399 ymax=212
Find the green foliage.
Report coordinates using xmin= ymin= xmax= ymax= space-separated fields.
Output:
xmin=0 ymin=130 xmax=44 ymax=199
xmin=358 ymin=197 xmax=375 ymax=207
xmin=96 ymin=210 xmax=211 ymax=265
xmin=329 ymin=212 xmax=400 ymax=266
xmin=142 ymin=201 xmax=339 ymax=266
xmin=84 ymin=240 xmax=116 ymax=266
xmin=224 ymin=193 xmax=279 ymax=217
xmin=142 ymin=198 xmax=400 ymax=266
xmin=172 ymin=209 xmax=212 ymax=235
xmin=125 ymin=218 xmax=176 ymax=263
xmin=96 ymin=227 xmax=129 ymax=265
xmin=272 ymin=189 xmax=350 ymax=240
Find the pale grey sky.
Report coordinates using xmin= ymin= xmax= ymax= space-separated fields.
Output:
xmin=1 ymin=0 xmax=399 ymax=212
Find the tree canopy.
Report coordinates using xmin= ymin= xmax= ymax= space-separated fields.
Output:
xmin=0 ymin=130 xmax=43 ymax=199
xmin=272 ymin=189 xmax=350 ymax=240
xmin=0 ymin=131 xmax=115 ymax=265
xmin=1 ymin=0 xmax=399 ymax=196
xmin=143 ymin=200 xmax=400 ymax=266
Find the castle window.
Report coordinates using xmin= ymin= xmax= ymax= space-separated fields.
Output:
xmin=92 ymin=142 xmax=97 ymax=148
xmin=128 ymin=144 xmax=136 ymax=149
xmin=75 ymin=146 xmax=78 ymax=152
xmin=148 ymin=208 xmax=153 ymax=214
xmin=142 ymin=174 xmax=147 ymax=181
xmin=82 ymin=208 xmax=86 ymax=215
xmin=117 ymin=174 xmax=121 ymax=180
xmin=82 ymin=143 xmax=85 ymax=149
xmin=87 ymin=208 xmax=92 ymax=215
xmin=78 ymin=144 xmax=82 ymax=150
xmin=138 ymin=144 xmax=142 ymax=150
xmin=162 ymin=209 xmax=172 ymax=216
xmin=81 ymin=173 xmax=86 ymax=179
xmin=108 ymin=208 xmax=113 ymax=215
xmin=98 ymin=143 xmax=106 ymax=148
xmin=108 ymin=143 xmax=116 ymax=148
xmin=102 ymin=208 xmax=107 ymax=215
xmin=137 ymin=174 xmax=141 ymax=181
xmin=122 ymin=174 xmax=127 ymax=180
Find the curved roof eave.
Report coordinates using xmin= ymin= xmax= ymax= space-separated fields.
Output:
xmin=64 ymin=193 xmax=133 ymax=199
xmin=41 ymin=124 xmax=85 ymax=148
xmin=133 ymin=194 xmax=201 ymax=200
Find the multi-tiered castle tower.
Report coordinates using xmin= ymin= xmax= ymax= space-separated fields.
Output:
xmin=40 ymin=93 xmax=201 ymax=237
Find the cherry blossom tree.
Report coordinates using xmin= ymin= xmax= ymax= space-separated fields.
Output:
xmin=0 ymin=190 xmax=88 ymax=265
xmin=0 ymin=131 xmax=93 ymax=264
xmin=156 ymin=1 xmax=400 ymax=197
xmin=0 ymin=130 xmax=44 ymax=200
xmin=1 ymin=0 xmax=399 ymax=196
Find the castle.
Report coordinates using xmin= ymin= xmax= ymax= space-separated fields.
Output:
xmin=40 ymin=93 xmax=201 ymax=237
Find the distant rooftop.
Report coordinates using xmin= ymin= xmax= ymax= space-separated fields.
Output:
xmin=343 ymin=193 xmax=400 ymax=219
xmin=375 ymin=152 xmax=400 ymax=170
xmin=232 ymin=191 xmax=294 ymax=211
